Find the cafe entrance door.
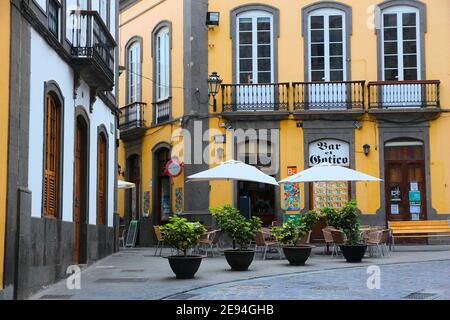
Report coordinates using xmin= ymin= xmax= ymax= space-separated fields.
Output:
xmin=384 ymin=140 xmax=427 ymax=222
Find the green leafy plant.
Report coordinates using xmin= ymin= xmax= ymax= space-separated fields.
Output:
xmin=321 ymin=207 xmax=340 ymax=228
xmin=323 ymin=201 xmax=361 ymax=245
xmin=272 ymin=210 xmax=320 ymax=246
xmin=160 ymin=216 xmax=207 ymax=257
xmin=210 ymin=204 xmax=262 ymax=250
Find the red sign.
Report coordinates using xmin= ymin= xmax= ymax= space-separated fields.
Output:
xmin=165 ymin=160 xmax=183 ymax=177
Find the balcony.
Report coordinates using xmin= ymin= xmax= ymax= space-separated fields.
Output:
xmin=293 ymin=81 xmax=366 ymax=120
xmin=368 ymin=80 xmax=440 ymax=121
xmin=119 ymin=102 xmax=146 ymax=141
xmin=221 ymin=83 xmax=290 ymax=120
xmin=152 ymin=98 xmax=171 ymax=125
xmin=69 ymin=10 xmax=116 ymax=91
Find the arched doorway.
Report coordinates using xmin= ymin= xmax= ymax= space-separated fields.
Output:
xmin=74 ymin=114 xmax=89 ymax=264
xmin=384 ymin=139 xmax=426 ymax=222
xmin=153 ymin=146 xmax=172 ymax=225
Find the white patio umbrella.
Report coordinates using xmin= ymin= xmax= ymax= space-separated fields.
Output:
xmin=187 ymin=160 xmax=279 ymax=186
xmin=278 ymin=164 xmax=382 ymax=184
xmin=118 ymin=180 xmax=136 ymax=189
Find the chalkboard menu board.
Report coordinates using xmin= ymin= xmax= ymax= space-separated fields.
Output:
xmin=125 ymin=220 xmax=138 ymax=248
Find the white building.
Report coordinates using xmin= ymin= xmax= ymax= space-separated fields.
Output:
xmin=4 ymin=0 xmax=119 ymax=299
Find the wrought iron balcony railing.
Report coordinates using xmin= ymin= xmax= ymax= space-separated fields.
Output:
xmin=153 ymin=98 xmax=171 ymax=124
xmin=293 ymin=81 xmax=365 ymax=111
xmin=70 ymin=10 xmax=116 ymax=88
xmin=368 ymin=80 xmax=440 ymax=109
xmin=119 ymin=102 xmax=146 ymax=131
xmin=221 ymin=83 xmax=290 ymax=112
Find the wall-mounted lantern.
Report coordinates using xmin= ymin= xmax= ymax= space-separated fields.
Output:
xmin=363 ymin=144 xmax=371 ymax=156
xmin=207 ymin=71 xmax=222 ymax=112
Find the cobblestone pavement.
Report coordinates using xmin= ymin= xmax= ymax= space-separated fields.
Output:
xmin=166 ymin=260 xmax=450 ymax=300
xmin=29 ymin=245 xmax=450 ymax=300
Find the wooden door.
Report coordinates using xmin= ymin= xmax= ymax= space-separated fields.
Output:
xmin=385 ymin=160 xmax=426 ymax=221
xmin=97 ymin=135 xmax=106 ymax=225
xmin=74 ymin=123 xmax=82 ymax=264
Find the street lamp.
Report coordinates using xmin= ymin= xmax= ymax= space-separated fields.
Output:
xmin=207 ymin=72 xmax=222 ymax=112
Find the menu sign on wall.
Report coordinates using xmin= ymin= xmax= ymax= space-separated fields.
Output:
xmin=309 ymin=139 xmax=350 ymax=167
xmin=309 ymin=139 xmax=350 ymax=210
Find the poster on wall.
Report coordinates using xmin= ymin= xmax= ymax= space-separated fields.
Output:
xmin=284 ymin=184 xmax=300 ymax=211
xmin=284 ymin=166 xmax=300 ymax=211
xmin=391 ymin=204 xmax=399 ymax=215
xmin=175 ymin=188 xmax=183 ymax=213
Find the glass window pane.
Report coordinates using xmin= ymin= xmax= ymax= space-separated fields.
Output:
xmin=239 ymin=32 xmax=252 ymax=44
xmin=403 ymin=13 xmax=416 ymax=26
xmin=239 ymin=18 xmax=252 ymax=31
xmin=403 ymin=55 xmax=417 ymax=68
xmin=258 ymin=45 xmax=270 ymax=58
xmin=239 ymin=59 xmax=252 ymax=72
xmin=383 ymin=14 xmax=397 ymax=27
xmin=329 ymin=30 xmax=342 ymax=42
xmin=311 ymin=16 xmax=324 ymax=29
xmin=330 ymin=71 xmax=344 ymax=81
xmin=257 ymin=18 xmax=271 ymax=31
xmin=240 ymin=72 xmax=252 ymax=84
xmin=258 ymin=72 xmax=271 ymax=83
xmin=257 ymin=31 xmax=270 ymax=44
xmin=258 ymin=58 xmax=271 ymax=72
xmin=329 ymin=43 xmax=343 ymax=56
xmin=239 ymin=45 xmax=252 ymax=58
xmin=384 ymin=69 xmax=398 ymax=81
xmin=403 ymin=27 xmax=416 ymax=40
xmin=311 ymin=43 xmax=324 ymax=57
xmin=384 ymin=55 xmax=398 ymax=68
xmin=403 ymin=41 xmax=417 ymax=54
xmin=311 ymin=30 xmax=324 ymax=42
xmin=311 ymin=57 xmax=325 ymax=70
xmin=404 ymin=68 xmax=418 ymax=80
xmin=384 ymin=41 xmax=398 ymax=55
xmin=329 ymin=15 xmax=343 ymax=29
xmin=330 ymin=57 xmax=343 ymax=69
xmin=384 ymin=28 xmax=397 ymax=41
xmin=312 ymin=71 xmax=325 ymax=81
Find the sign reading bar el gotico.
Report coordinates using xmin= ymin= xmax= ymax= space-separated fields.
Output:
xmin=309 ymin=139 xmax=350 ymax=167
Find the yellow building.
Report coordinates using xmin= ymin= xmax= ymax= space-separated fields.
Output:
xmin=0 ymin=0 xmax=10 ymax=295
xmin=118 ymin=0 xmax=450 ymax=244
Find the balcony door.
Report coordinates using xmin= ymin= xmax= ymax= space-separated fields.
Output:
xmin=236 ymin=12 xmax=274 ymax=110
xmin=308 ymin=9 xmax=347 ymax=109
xmin=382 ymin=7 xmax=421 ymax=107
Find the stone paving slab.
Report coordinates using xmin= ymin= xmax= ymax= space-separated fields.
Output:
xmin=28 ymin=245 xmax=450 ymax=300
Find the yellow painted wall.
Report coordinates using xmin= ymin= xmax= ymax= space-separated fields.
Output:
xmin=118 ymin=0 xmax=184 ymax=218
xmin=0 ymin=0 xmax=10 ymax=290
xmin=119 ymin=0 xmax=450 ymax=219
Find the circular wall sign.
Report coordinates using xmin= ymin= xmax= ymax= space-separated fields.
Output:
xmin=165 ymin=160 xmax=183 ymax=177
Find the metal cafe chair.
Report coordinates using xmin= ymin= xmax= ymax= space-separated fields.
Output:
xmin=254 ymin=231 xmax=282 ymax=260
xmin=330 ymin=229 xmax=347 ymax=257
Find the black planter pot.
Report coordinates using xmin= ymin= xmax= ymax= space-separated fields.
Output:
xmin=339 ymin=244 xmax=368 ymax=263
xmin=224 ymin=250 xmax=255 ymax=271
xmin=282 ymin=245 xmax=315 ymax=266
xmin=167 ymin=255 xmax=203 ymax=279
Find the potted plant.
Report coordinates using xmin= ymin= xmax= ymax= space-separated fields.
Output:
xmin=326 ymin=201 xmax=367 ymax=263
xmin=272 ymin=211 xmax=319 ymax=265
xmin=160 ymin=215 xmax=207 ymax=279
xmin=210 ymin=205 xmax=262 ymax=271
